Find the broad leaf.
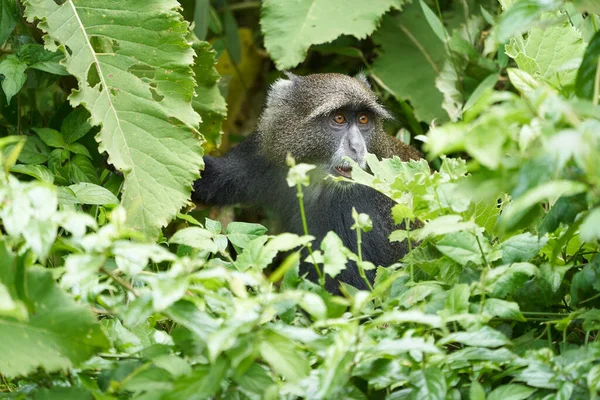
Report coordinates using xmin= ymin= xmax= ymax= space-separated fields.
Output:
xmin=373 ymin=1 xmax=447 ymax=122
xmin=0 ymin=54 xmax=27 ymax=103
xmin=24 ymin=0 xmax=204 ymax=238
xmin=576 ymin=30 xmax=600 ymax=100
xmin=0 ymin=265 xmax=108 ymax=378
xmin=0 ymin=0 xmax=17 ymax=47
xmin=262 ymin=0 xmax=407 ymax=69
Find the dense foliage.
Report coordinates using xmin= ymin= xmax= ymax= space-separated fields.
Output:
xmin=1 ymin=0 xmax=600 ymax=398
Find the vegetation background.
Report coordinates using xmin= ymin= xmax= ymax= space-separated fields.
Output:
xmin=1 ymin=0 xmax=600 ymax=398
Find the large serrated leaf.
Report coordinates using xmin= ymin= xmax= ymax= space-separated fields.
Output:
xmin=372 ymin=1 xmax=447 ymax=122
xmin=23 ymin=0 xmax=204 ymax=238
xmin=261 ymin=0 xmax=407 ymax=70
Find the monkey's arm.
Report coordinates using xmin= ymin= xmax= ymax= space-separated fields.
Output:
xmin=192 ymin=135 xmax=275 ymax=205
xmin=370 ymin=134 xmax=422 ymax=161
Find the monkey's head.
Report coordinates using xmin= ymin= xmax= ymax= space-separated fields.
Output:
xmin=256 ymin=73 xmax=392 ymax=180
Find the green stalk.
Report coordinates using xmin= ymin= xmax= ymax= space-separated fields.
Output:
xmin=356 ymin=228 xmax=374 ymax=291
xmin=296 ymin=182 xmax=324 ymax=286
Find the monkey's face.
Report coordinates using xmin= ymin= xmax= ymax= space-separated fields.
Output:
xmin=257 ymin=73 xmax=392 ymax=178
xmin=325 ymin=108 xmax=373 ymax=179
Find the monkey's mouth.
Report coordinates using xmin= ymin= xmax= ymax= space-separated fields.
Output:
xmin=333 ymin=162 xmax=353 ymax=178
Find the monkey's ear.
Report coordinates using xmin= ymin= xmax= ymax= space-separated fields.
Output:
xmin=355 ymin=72 xmax=371 ymax=89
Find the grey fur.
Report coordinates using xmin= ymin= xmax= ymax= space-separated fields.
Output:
xmin=192 ymin=73 xmax=421 ymax=293
xmin=257 ymin=73 xmax=392 ymax=166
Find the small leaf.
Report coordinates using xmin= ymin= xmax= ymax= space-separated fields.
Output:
xmin=169 ymin=227 xmax=218 ymax=253
xmin=494 ymin=0 xmax=559 ymax=43
xmin=419 ymin=0 xmax=446 ymax=43
xmin=501 ymin=181 xmax=587 ymax=231
xmin=440 ymin=326 xmax=510 ymax=348
xmin=487 ymin=384 xmax=536 ymax=400
xmin=483 ymin=298 xmax=526 ymax=321
xmin=507 ymin=67 xmax=539 ymax=93
xmin=33 ymin=127 xmax=66 ymax=148
xmin=193 ymin=0 xmax=210 ymax=40
xmin=0 ymin=54 xmax=27 ymax=103
xmin=259 ymin=330 xmax=310 ymax=383
xmin=576 ymin=30 xmax=600 ymax=100
xmin=500 ymin=232 xmax=547 ymax=264
xmin=18 ymin=135 xmax=49 ymax=164
xmin=463 ymin=74 xmax=498 ymax=112
xmin=580 ymin=208 xmax=600 ymax=243
xmin=321 ymin=231 xmax=348 ymax=278
xmin=10 ymin=164 xmax=54 ymax=183
xmin=68 ymin=182 xmax=119 ymax=205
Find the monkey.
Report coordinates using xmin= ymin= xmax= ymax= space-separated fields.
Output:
xmin=192 ymin=73 xmax=421 ymax=293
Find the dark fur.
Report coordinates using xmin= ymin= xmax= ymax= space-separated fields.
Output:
xmin=192 ymin=73 xmax=421 ymax=293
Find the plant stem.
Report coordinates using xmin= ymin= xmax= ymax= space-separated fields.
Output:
xmin=101 ymin=267 xmax=139 ymax=296
xmin=296 ymin=183 xmax=324 ymax=286
xmin=355 ymin=228 xmax=373 ymax=291
xmin=406 ymin=218 xmax=414 ymax=281
xmin=594 ymin=58 xmax=600 ymax=107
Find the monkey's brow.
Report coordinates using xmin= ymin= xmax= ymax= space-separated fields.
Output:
xmin=308 ymin=101 xmax=392 ymax=120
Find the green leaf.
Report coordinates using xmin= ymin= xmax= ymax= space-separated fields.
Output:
xmin=506 ymin=20 xmax=585 ymax=90
xmin=261 ymin=0 xmax=407 ymax=69
xmin=501 ymin=181 xmax=587 ymax=231
xmin=68 ymin=182 xmax=119 ymax=205
xmin=192 ymin=41 xmax=227 ymax=148
xmin=507 ymin=67 xmax=539 ymax=93
xmin=487 ymin=262 xmax=538 ymax=298
xmin=32 ymin=127 xmax=65 ymax=148
xmin=494 ymin=0 xmax=560 ymax=44
xmin=436 ymin=231 xmax=493 ymax=266
xmin=169 ymin=227 xmax=219 ymax=253
xmin=0 ymin=266 xmax=108 ymax=378
xmin=316 ymin=323 xmax=357 ymax=398
xmin=226 ymin=222 xmax=268 ymax=250
xmin=321 ymin=231 xmax=348 ymax=278
xmin=419 ymin=0 xmax=447 ymax=43
xmin=487 ymin=384 xmax=536 ymax=400
xmin=499 ymin=232 xmax=547 ymax=264
xmin=440 ymin=326 xmax=511 ymax=348
xmin=17 ymin=43 xmax=68 ymax=76
xmin=483 ymin=298 xmax=526 ymax=321
xmin=444 ymin=283 xmax=470 ymax=314
xmin=0 ymin=0 xmax=17 ymax=47
xmin=588 ymin=364 xmax=600 ymax=395
xmin=18 ymin=135 xmax=49 ymax=164
xmin=576 ymin=30 xmax=600 ymax=100
xmin=69 ymin=154 xmax=99 ymax=184
xmin=373 ymin=1 xmax=447 ymax=122
xmin=10 ymin=164 xmax=54 ymax=183
xmin=259 ymin=330 xmax=310 ymax=383
xmin=193 ymin=0 xmax=210 ymax=41
xmin=0 ymin=54 xmax=27 ymax=103
xmin=470 ymin=381 xmax=486 ymax=400
xmin=413 ymin=215 xmax=479 ymax=241
xmin=410 ymin=367 xmax=447 ymax=400
xmin=463 ymin=74 xmax=499 ymax=112
xmin=61 ymin=107 xmax=92 ymax=144
xmin=24 ymin=0 xmax=204 ymax=238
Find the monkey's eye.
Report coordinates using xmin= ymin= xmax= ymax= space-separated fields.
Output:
xmin=333 ymin=113 xmax=346 ymax=124
xmin=358 ymin=113 xmax=369 ymax=125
